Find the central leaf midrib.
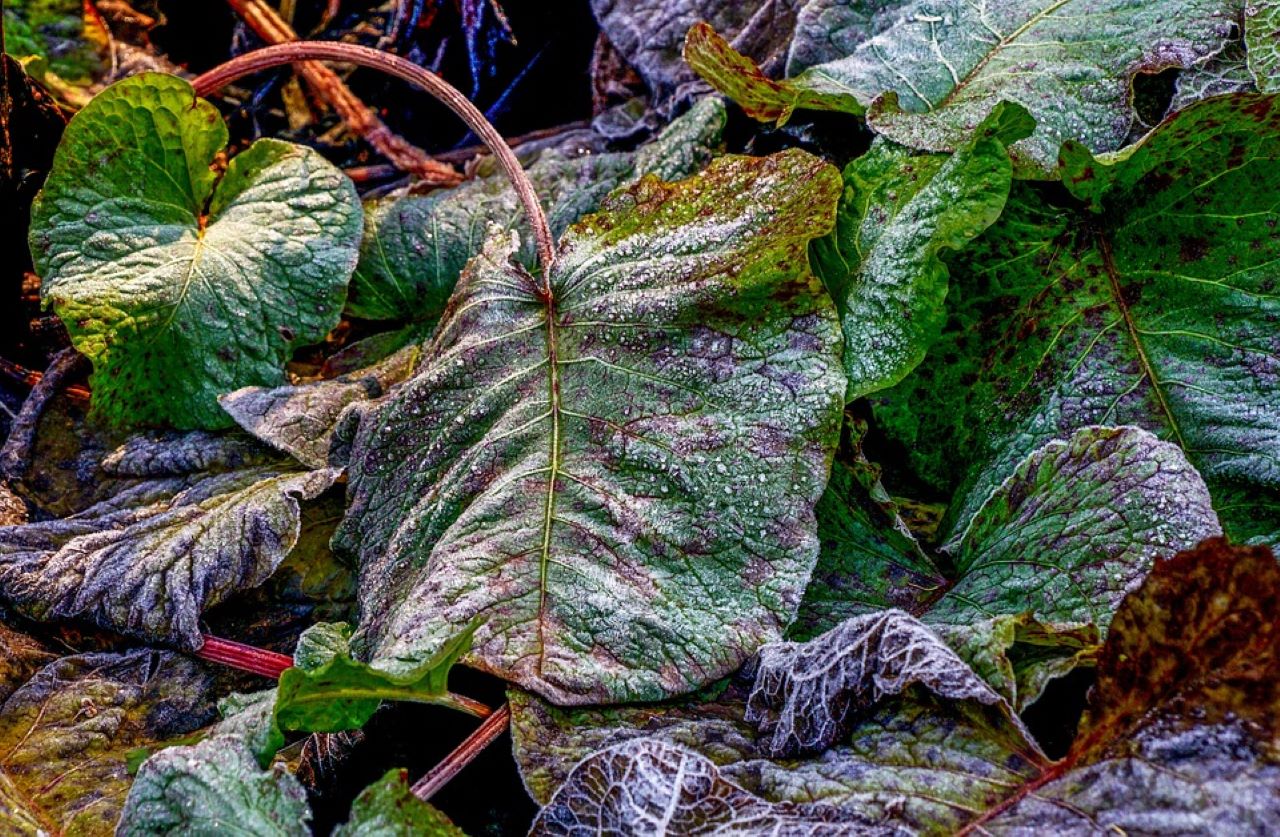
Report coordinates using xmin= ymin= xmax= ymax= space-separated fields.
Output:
xmin=934 ymin=0 xmax=1074 ymax=112
xmin=1095 ymin=232 xmax=1188 ymax=451
xmin=536 ymin=292 xmax=563 ymax=675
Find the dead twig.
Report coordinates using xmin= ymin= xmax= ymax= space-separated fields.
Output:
xmin=411 ymin=703 xmax=512 ymax=800
xmin=224 ymin=0 xmax=461 ymax=187
xmin=0 ymin=348 xmax=89 ymax=481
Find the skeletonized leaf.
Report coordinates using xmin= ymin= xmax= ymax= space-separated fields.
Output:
xmin=349 ymin=97 xmax=726 ymax=323
xmin=332 ymin=769 xmax=465 ymax=837
xmin=877 ymin=93 xmax=1280 ymax=543
xmin=531 ymin=737 xmax=899 ymax=836
xmin=28 ymin=73 xmax=362 ymax=429
xmin=220 ymin=346 xmax=419 ymax=470
xmin=337 ymin=150 xmax=845 ymax=704
xmin=117 ymin=735 xmax=310 ymax=836
xmin=812 ymin=102 xmax=1029 ymax=400
xmin=746 ymin=610 xmax=1031 ymax=758
xmin=0 ymin=432 xmax=338 ymax=648
xmin=686 ymin=2 xmax=1236 ymax=173
xmin=0 ymin=650 xmax=219 ymax=835
xmin=1247 ymin=1 xmax=1280 ymax=92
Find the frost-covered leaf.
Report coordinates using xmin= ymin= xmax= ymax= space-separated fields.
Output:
xmin=0 ymin=650 xmax=219 ymax=835
xmin=2 ymin=0 xmax=107 ymax=100
xmin=531 ymin=737 xmax=897 ymax=836
xmin=812 ymin=102 xmax=1029 ymax=400
xmin=589 ymin=0 xmax=800 ymax=114
xmin=785 ymin=0 xmax=898 ymax=74
xmin=877 ymin=93 xmax=1280 ymax=542
xmin=1247 ymin=1 xmax=1280 ymax=91
xmin=746 ymin=610 xmax=1032 ymax=758
xmin=686 ymin=2 xmax=1237 ymax=173
xmin=801 ymin=425 xmax=1212 ymax=710
xmin=332 ymin=769 xmax=464 ymax=837
xmin=0 ymin=432 xmax=338 ymax=648
xmin=118 ymin=735 xmax=310 ymax=836
xmin=28 ymin=73 xmax=362 ymax=430
xmin=1170 ymin=41 xmax=1255 ymax=112
xmin=337 ymin=150 xmax=845 ymax=704
xmin=348 ymin=97 xmax=725 ymax=324
xmin=515 ymin=538 xmax=1280 ymax=832
xmin=220 ymin=346 xmax=419 ymax=470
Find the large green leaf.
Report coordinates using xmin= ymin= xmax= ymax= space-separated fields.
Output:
xmin=686 ymin=1 xmax=1237 ymax=173
xmin=876 ymin=93 xmax=1280 ymax=544
xmin=0 ymin=650 xmax=221 ymax=835
xmin=0 ymin=431 xmax=338 ymax=648
xmin=812 ymin=102 xmax=1029 ymax=400
xmin=28 ymin=73 xmax=362 ymax=429
xmin=348 ymin=97 xmax=725 ymax=324
xmin=336 ymin=150 xmax=846 ymax=704
xmin=118 ymin=735 xmax=310 ymax=836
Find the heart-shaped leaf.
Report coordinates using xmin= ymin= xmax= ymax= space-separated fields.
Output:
xmin=28 ymin=73 xmax=362 ymax=429
xmin=337 ymin=150 xmax=846 ymax=704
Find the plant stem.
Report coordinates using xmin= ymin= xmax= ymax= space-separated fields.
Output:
xmin=197 ymin=633 xmax=295 ymax=678
xmin=0 ymin=348 xmax=89 ymax=481
xmin=192 ymin=42 xmax=556 ymax=281
xmin=410 ymin=703 xmax=512 ymax=800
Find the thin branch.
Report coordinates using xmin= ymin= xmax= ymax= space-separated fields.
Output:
xmin=193 ymin=41 xmax=556 ymax=280
xmin=0 ymin=348 xmax=88 ymax=481
xmin=223 ymin=0 xmax=461 ymax=187
xmin=411 ymin=703 xmax=511 ymax=800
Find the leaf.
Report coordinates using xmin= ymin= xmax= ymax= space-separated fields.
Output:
xmin=348 ymin=97 xmax=726 ymax=324
xmin=0 ymin=619 xmax=55 ymax=703
xmin=1170 ymin=41 xmax=1255 ymax=112
xmin=589 ymin=0 xmax=800 ymax=114
xmin=336 ymin=150 xmax=846 ymax=704
xmin=530 ymin=737 xmax=897 ymax=836
xmin=746 ymin=610 xmax=1035 ymax=759
xmin=514 ymin=538 xmax=1280 ymax=832
xmin=117 ymin=735 xmax=310 ymax=836
xmin=28 ymin=73 xmax=362 ymax=430
xmin=785 ymin=0 xmax=899 ymax=75
xmin=686 ymin=2 xmax=1237 ymax=173
xmin=812 ymin=102 xmax=1030 ymax=400
xmin=0 ymin=649 xmax=220 ymax=835
xmin=0 ymin=431 xmax=339 ymax=648
xmin=2 ymin=0 xmax=107 ymax=100
xmin=220 ymin=345 xmax=420 ymax=470
xmin=1247 ymin=1 xmax=1280 ymax=92
xmin=332 ymin=769 xmax=465 ymax=837
xmin=876 ymin=93 xmax=1280 ymax=544
xmin=802 ymin=425 xmax=1213 ymax=706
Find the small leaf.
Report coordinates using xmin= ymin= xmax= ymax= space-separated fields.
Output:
xmin=220 ymin=345 xmax=420 ymax=470
xmin=0 ymin=432 xmax=338 ymax=648
xmin=273 ymin=620 xmax=477 ymax=736
xmin=28 ymin=73 xmax=362 ymax=429
xmin=687 ymin=2 xmax=1237 ymax=173
xmin=349 ymin=97 xmax=725 ymax=324
xmin=530 ymin=738 xmax=895 ymax=836
xmin=117 ymin=735 xmax=310 ymax=836
xmin=813 ymin=102 xmax=1029 ymax=400
xmin=338 ymin=150 xmax=846 ymax=704
xmin=332 ymin=769 xmax=465 ymax=837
